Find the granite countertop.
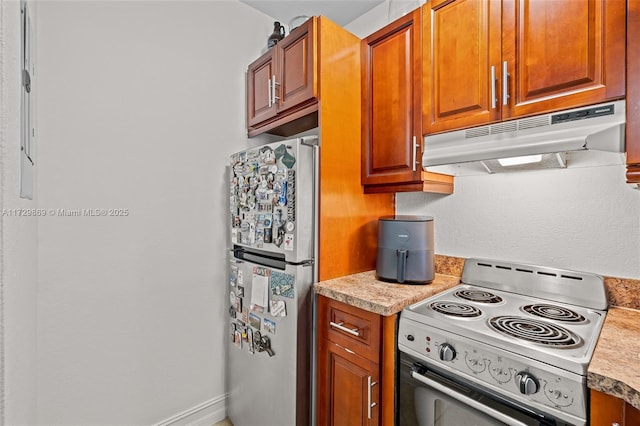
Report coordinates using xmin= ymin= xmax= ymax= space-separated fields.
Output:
xmin=314 ymin=270 xmax=460 ymax=316
xmin=588 ymin=307 xmax=640 ymax=410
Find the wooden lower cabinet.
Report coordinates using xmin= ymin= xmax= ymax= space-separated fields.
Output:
xmin=591 ymin=389 xmax=640 ymax=426
xmin=317 ymin=339 xmax=380 ymax=426
xmin=316 ymin=295 xmax=397 ymax=426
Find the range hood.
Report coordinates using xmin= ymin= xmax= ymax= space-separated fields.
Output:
xmin=422 ymin=101 xmax=626 ymax=170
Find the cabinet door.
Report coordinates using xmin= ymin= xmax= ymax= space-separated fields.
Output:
xmin=276 ymin=17 xmax=317 ymax=113
xmin=362 ymin=9 xmax=422 ymax=187
xmin=591 ymin=389 xmax=624 ymax=425
xmin=501 ymin=0 xmax=626 ymax=120
xmin=422 ymin=0 xmax=502 ymax=133
xmin=317 ymin=339 xmax=379 ymax=426
xmin=246 ymin=50 xmax=278 ymax=127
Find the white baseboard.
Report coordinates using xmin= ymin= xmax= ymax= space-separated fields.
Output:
xmin=154 ymin=394 xmax=227 ymax=426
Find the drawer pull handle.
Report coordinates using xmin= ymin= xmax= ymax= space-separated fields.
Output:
xmin=329 ymin=321 xmax=361 ymax=337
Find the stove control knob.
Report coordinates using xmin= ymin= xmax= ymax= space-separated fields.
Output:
xmin=439 ymin=343 xmax=456 ymax=362
xmin=406 ymin=334 xmax=415 ymax=342
xmin=515 ymin=372 xmax=539 ymax=395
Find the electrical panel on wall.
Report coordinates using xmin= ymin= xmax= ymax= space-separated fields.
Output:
xmin=20 ymin=0 xmax=34 ymax=199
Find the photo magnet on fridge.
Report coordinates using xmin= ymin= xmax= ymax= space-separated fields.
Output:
xmin=263 ymin=318 xmax=276 ymax=334
xmin=230 ymin=265 xmax=238 ymax=286
xmin=234 ymin=330 xmax=242 ymax=348
xmin=247 ymin=329 xmax=255 ymax=354
xmin=269 ymin=300 xmax=286 ymax=317
xmin=249 ymin=313 xmax=261 ymax=330
xmin=230 ymin=323 xmax=236 ymax=342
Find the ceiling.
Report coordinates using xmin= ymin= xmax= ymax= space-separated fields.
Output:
xmin=239 ymin=0 xmax=385 ymax=28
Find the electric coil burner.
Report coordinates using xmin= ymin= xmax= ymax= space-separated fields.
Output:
xmin=398 ymin=258 xmax=608 ymax=426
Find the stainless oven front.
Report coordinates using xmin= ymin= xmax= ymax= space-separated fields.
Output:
xmin=398 ymin=352 xmax=576 ymax=426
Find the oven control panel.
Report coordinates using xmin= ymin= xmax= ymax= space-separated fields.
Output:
xmin=398 ymin=318 xmax=587 ymax=425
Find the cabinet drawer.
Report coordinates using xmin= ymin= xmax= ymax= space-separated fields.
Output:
xmin=318 ymin=295 xmax=381 ymax=362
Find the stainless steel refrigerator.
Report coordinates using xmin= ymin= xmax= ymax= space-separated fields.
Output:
xmin=227 ymin=136 xmax=318 ymax=426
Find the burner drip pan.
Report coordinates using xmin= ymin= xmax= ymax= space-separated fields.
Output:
xmin=488 ymin=315 xmax=582 ymax=348
xmin=429 ymin=301 xmax=482 ymax=318
xmin=523 ymin=304 xmax=586 ymax=323
xmin=455 ymin=289 xmax=503 ymax=304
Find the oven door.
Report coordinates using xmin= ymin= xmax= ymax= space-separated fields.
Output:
xmin=398 ymin=353 xmax=572 ymax=426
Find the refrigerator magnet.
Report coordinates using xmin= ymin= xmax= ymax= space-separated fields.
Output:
xmin=264 ymin=318 xmax=276 ymax=334
xmin=230 ymin=323 xmax=236 ymax=342
xmin=230 ymin=265 xmax=238 ymax=286
xmin=249 ymin=313 xmax=261 ymax=330
xmin=284 ymin=233 xmax=294 ymax=251
xmin=270 ymin=271 xmax=295 ymax=299
xmin=234 ymin=330 xmax=242 ymax=348
xmin=269 ymin=300 xmax=286 ymax=318
xmin=247 ymin=329 xmax=254 ymax=354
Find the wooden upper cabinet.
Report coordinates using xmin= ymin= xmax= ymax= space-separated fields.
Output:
xmin=246 ymin=17 xmax=318 ymax=137
xmin=277 ymin=19 xmax=317 ymax=113
xmin=362 ymin=9 xmax=423 ymax=187
xmin=422 ymin=0 xmax=626 ymax=134
xmin=247 ymin=50 xmax=278 ymax=128
xmin=501 ymin=0 xmax=626 ymax=120
xmin=422 ymin=0 xmax=502 ymax=133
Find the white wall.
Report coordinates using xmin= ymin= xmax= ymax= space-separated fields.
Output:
xmin=348 ymin=2 xmax=640 ymax=280
xmin=398 ymin=164 xmax=640 ymax=279
xmin=346 ymin=0 xmax=424 ymax=38
xmin=35 ymin=1 xmax=272 ymax=424
xmin=0 ymin=0 xmax=39 ymax=424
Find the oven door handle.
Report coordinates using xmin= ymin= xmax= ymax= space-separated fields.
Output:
xmin=410 ymin=370 xmax=530 ymax=426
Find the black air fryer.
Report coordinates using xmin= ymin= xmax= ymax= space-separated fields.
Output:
xmin=376 ymin=215 xmax=434 ymax=284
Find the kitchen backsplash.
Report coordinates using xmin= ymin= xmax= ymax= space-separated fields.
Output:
xmin=434 ymin=254 xmax=640 ymax=311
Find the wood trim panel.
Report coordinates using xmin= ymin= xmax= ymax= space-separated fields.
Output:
xmin=247 ymin=102 xmax=318 ymax=137
xmin=627 ymin=0 xmax=640 ymax=171
xmin=317 ymin=17 xmax=394 ymax=281
xmin=363 ymin=171 xmax=453 ymax=194
xmin=626 ymin=164 xmax=640 ymax=184
xmin=381 ymin=314 xmax=397 ymax=426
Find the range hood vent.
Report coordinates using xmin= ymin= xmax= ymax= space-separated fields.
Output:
xmin=423 ymin=101 xmax=626 ymax=168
